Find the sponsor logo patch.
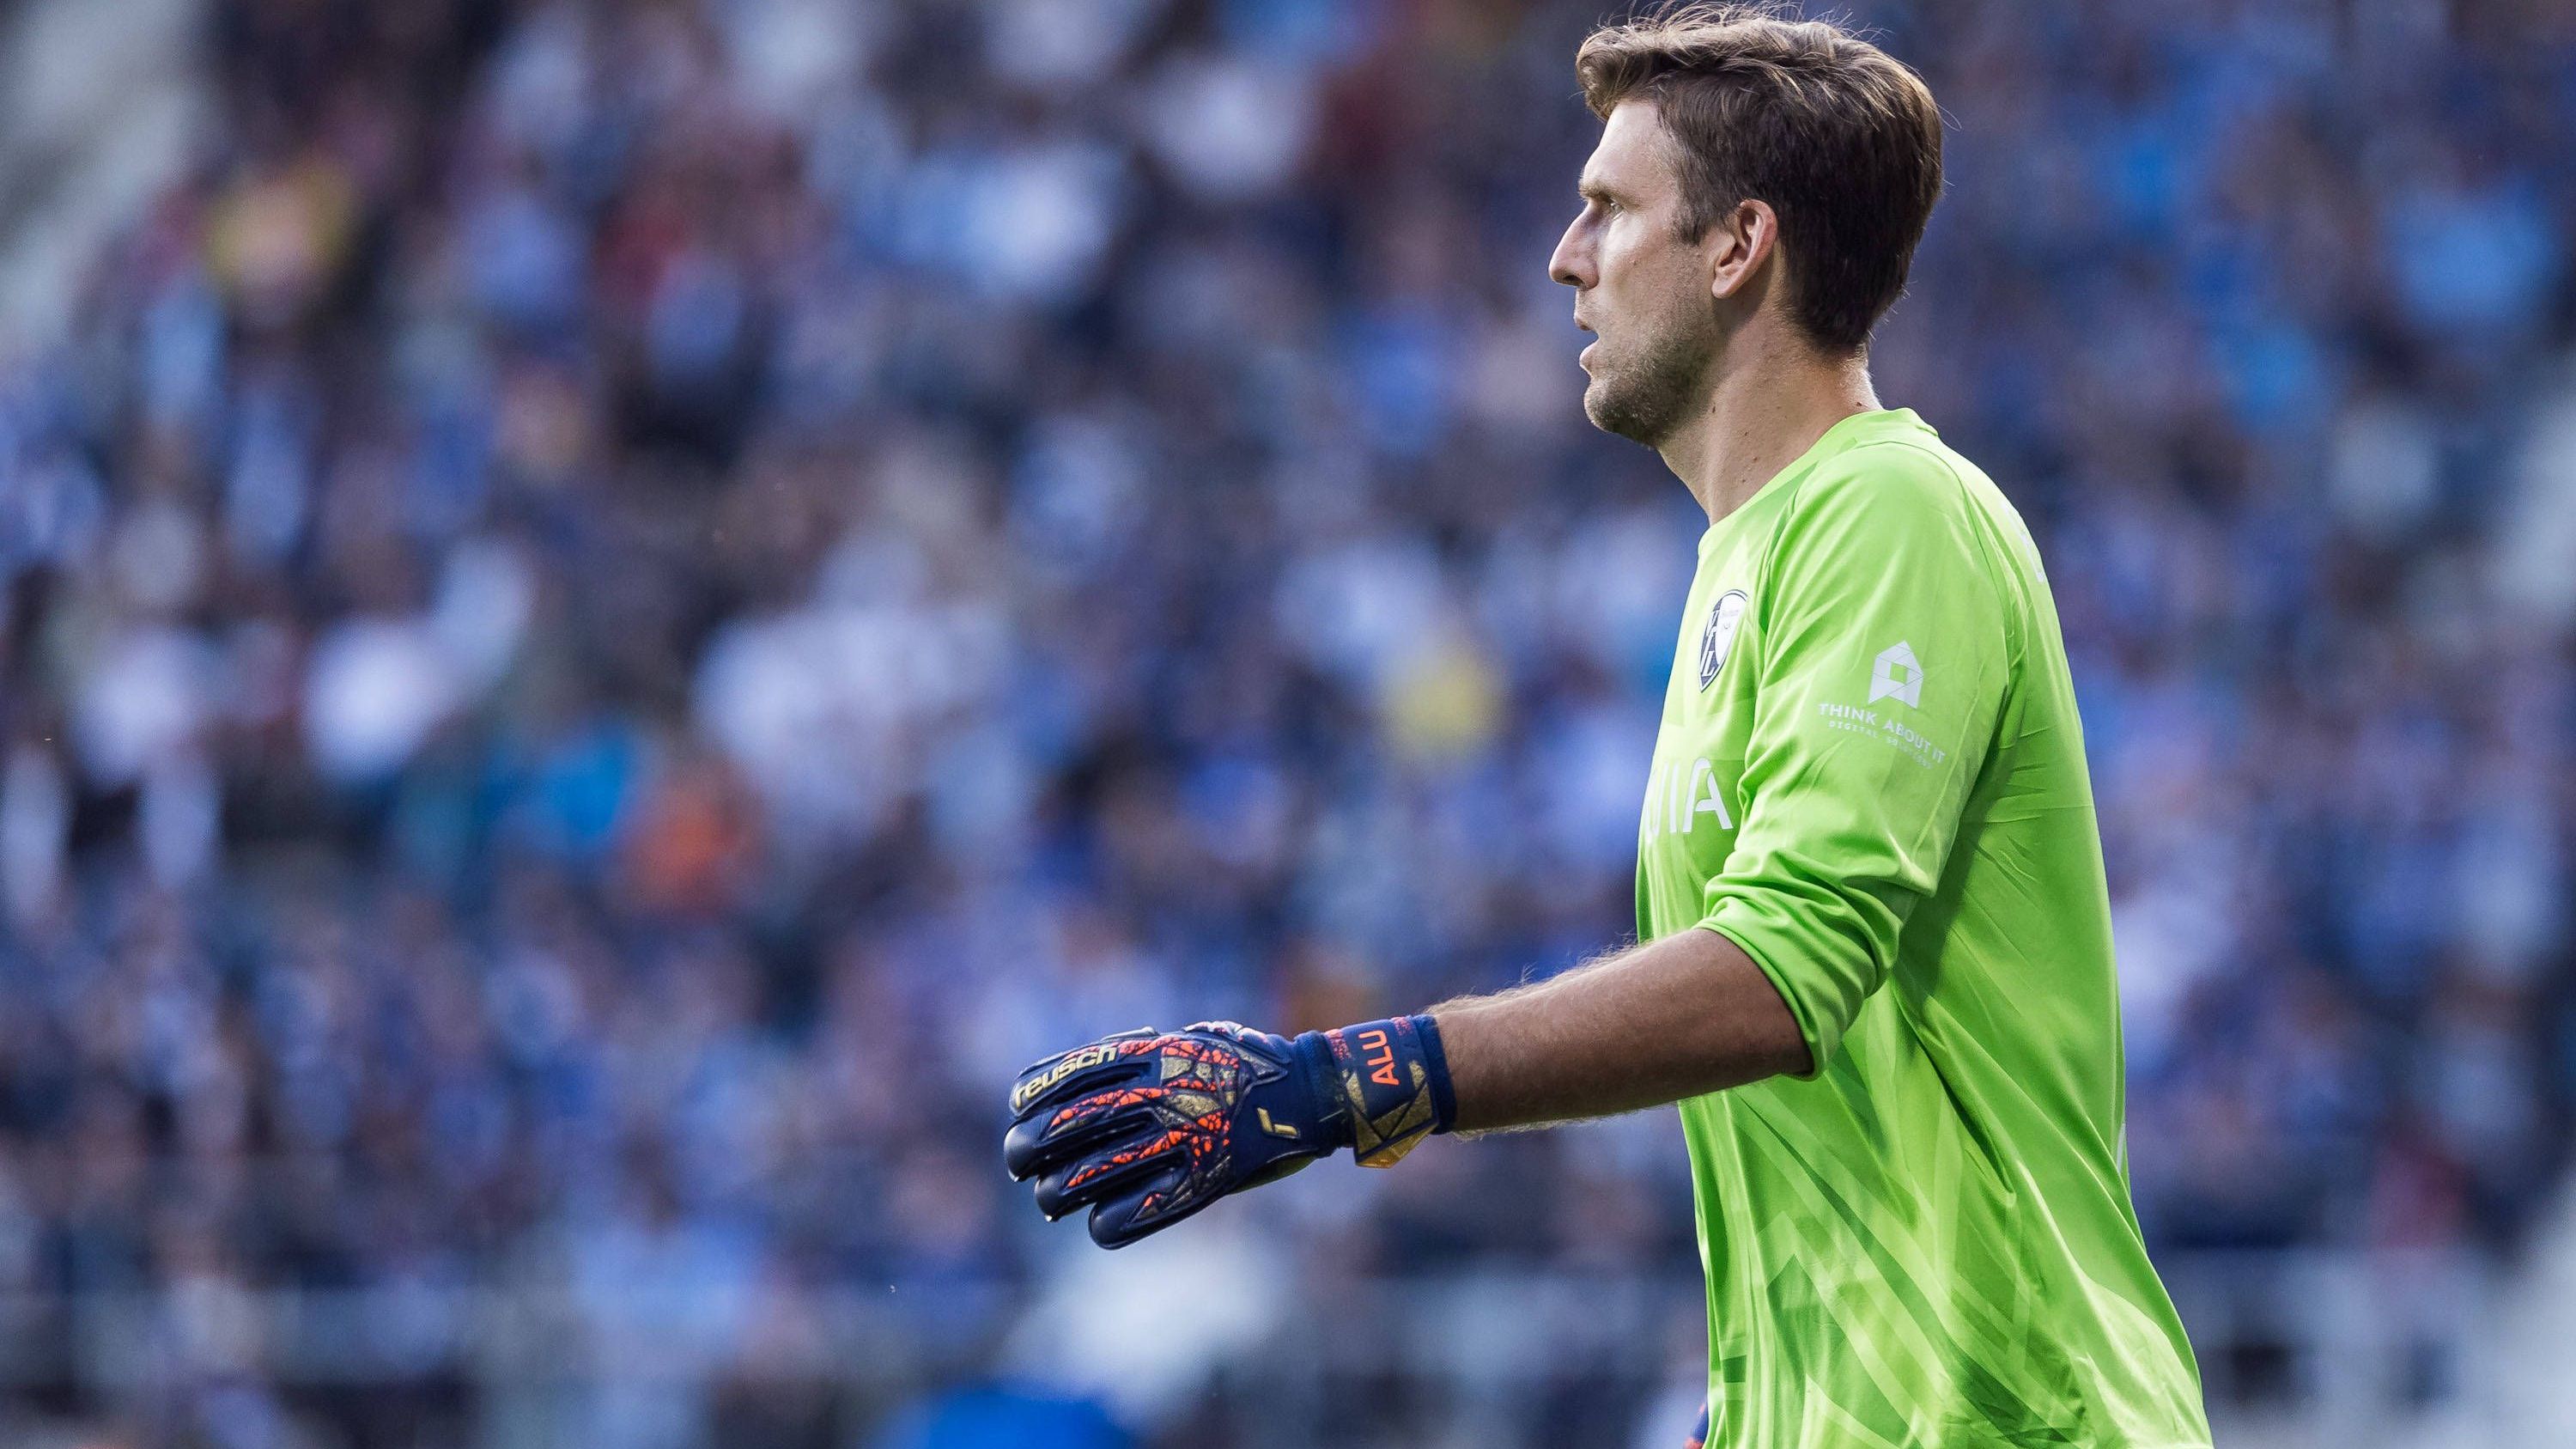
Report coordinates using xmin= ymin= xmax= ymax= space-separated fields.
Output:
xmin=1868 ymin=641 xmax=1923 ymax=708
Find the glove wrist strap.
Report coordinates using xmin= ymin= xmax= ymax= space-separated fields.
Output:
xmin=1306 ymin=1014 xmax=1455 ymax=1168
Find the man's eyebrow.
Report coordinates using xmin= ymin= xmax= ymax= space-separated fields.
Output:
xmin=1577 ymin=177 xmax=1623 ymax=204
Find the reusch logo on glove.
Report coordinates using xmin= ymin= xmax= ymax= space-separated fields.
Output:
xmin=1010 ymin=1039 xmax=1129 ymax=1115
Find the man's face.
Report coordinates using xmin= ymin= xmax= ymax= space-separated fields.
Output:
xmin=1548 ymin=101 xmax=1724 ymax=447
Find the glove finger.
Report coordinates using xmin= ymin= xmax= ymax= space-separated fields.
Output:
xmin=1178 ymin=1021 xmax=1291 ymax=1077
xmin=1086 ymin=1166 xmax=1213 ymax=1250
xmin=1007 ymin=1030 xmax=1159 ymax=1121
xmin=1005 ymin=1088 xmax=1163 ymax=1183
xmin=1031 ymin=1129 xmax=1188 ymax=1221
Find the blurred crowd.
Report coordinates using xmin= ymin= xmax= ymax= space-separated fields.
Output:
xmin=2 ymin=0 xmax=2574 ymax=1445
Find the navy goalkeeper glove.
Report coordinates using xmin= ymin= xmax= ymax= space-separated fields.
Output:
xmin=1004 ymin=1016 xmax=1455 ymax=1248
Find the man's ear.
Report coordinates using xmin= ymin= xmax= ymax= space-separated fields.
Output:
xmin=1708 ymin=198 xmax=1780 ymax=302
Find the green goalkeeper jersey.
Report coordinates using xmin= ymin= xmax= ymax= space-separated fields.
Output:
xmin=1637 ymin=408 xmax=2211 ymax=1448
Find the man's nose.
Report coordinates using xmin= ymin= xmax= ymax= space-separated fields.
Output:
xmin=1549 ymin=220 xmax=1592 ymax=290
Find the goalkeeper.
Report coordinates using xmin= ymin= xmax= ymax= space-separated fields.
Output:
xmin=1006 ymin=7 xmax=2213 ymax=1446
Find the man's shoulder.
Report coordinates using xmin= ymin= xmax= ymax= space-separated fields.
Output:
xmin=1765 ymin=428 xmax=1999 ymax=574
xmin=1753 ymin=429 xmax=2028 ymax=682
xmin=1794 ymin=427 xmax=1984 ymax=525
xmin=1783 ymin=427 xmax=2038 ymax=606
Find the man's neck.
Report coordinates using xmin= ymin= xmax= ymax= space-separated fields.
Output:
xmin=1658 ymin=330 xmax=1882 ymax=526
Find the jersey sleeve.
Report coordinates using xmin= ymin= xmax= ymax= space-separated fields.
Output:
xmin=1696 ymin=443 xmax=2014 ymax=1077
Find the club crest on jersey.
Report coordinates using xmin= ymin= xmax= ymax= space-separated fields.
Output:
xmin=1698 ymin=589 xmax=1748 ymax=690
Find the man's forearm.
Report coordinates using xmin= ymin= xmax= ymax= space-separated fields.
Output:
xmin=1430 ymin=926 xmax=1813 ymax=1133
xmin=1001 ymin=924 xmax=1812 ymax=1245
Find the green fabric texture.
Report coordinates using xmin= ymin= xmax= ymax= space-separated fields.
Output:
xmin=1637 ymin=409 xmax=2212 ymax=1448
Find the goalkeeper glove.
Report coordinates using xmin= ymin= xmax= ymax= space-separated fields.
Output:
xmin=1004 ymin=1015 xmax=1455 ymax=1248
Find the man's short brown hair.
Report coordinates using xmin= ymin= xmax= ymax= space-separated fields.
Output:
xmin=1577 ymin=3 xmax=1943 ymax=354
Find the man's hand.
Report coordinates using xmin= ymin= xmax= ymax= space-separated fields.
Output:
xmin=1004 ymin=1017 xmax=1453 ymax=1248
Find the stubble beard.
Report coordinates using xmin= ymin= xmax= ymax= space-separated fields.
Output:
xmin=1582 ymin=305 xmax=1720 ymax=450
